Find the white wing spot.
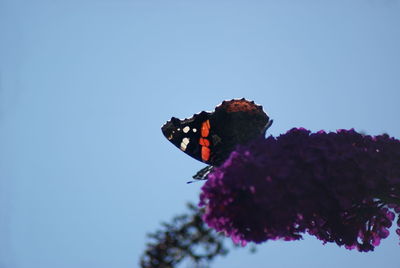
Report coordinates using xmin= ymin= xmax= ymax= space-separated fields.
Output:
xmin=182 ymin=137 xmax=189 ymax=145
xmin=180 ymin=137 xmax=190 ymax=151
xmin=183 ymin=126 xmax=190 ymax=133
xmin=192 ymin=128 xmax=197 ymax=133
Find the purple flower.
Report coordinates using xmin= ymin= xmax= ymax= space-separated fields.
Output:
xmin=199 ymin=128 xmax=400 ymax=252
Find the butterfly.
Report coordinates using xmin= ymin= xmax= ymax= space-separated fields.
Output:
xmin=161 ymin=98 xmax=272 ymax=180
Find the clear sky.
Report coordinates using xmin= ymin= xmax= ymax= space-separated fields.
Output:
xmin=0 ymin=0 xmax=399 ymax=267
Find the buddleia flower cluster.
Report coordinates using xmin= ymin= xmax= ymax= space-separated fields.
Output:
xmin=200 ymin=128 xmax=400 ymax=252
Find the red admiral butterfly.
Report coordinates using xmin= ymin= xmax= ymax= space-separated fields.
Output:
xmin=161 ymin=98 xmax=272 ymax=180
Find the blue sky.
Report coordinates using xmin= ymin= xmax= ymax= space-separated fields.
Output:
xmin=0 ymin=0 xmax=399 ymax=267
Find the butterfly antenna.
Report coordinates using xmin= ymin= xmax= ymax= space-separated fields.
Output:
xmin=265 ymin=119 xmax=273 ymax=131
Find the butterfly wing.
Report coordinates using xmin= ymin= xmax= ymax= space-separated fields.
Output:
xmin=161 ymin=111 xmax=214 ymax=164
xmin=161 ymin=99 xmax=272 ymax=168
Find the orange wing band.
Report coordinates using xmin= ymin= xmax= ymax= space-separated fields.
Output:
xmin=201 ymin=120 xmax=210 ymax=137
xmin=200 ymin=120 xmax=211 ymax=161
xmin=199 ymin=137 xmax=210 ymax=147
xmin=201 ymin=146 xmax=210 ymax=161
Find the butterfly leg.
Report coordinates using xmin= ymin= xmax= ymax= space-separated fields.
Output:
xmin=191 ymin=166 xmax=214 ymax=181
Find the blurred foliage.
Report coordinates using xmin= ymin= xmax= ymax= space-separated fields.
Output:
xmin=140 ymin=203 xmax=254 ymax=268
